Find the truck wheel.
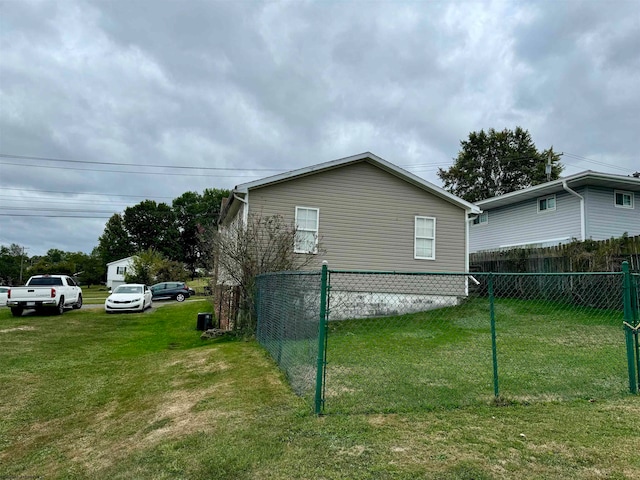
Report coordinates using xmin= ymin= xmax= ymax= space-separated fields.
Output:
xmin=56 ymin=297 xmax=65 ymax=315
xmin=73 ymin=294 xmax=83 ymax=309
xmin=11 ymin=307 xmax=23 ymax=317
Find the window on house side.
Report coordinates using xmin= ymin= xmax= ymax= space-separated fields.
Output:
xmin=116 ymin=266 xmax=127 ymax=275
xmin=615 ymin=190 xmax=634 ymax=209
xmin=538 ymin=194 xmax=556 ymax=212
xmin=473 ymin=212 xmax=488 ymax=225
xmin=295 ymin=207 xmax=319 ymax=254
xmin=415 ymin=216 xmax=436 ymax=260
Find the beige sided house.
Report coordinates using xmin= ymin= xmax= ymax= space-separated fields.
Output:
xmin=218 ymin=152 xmax=480 ymax=318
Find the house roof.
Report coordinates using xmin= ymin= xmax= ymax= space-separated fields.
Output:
xmin=219 ymin=152 xmax=480 ymax=223
xmin=106 ymin=256 xmax=135 ymax=266
xmin=476 ymin=170 xmax=640 ymax=210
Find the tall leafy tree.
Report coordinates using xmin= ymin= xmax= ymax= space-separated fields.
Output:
xmin=123 ymin=200 xmax=182 ymax=261
xmin=438 ymin=127 xmax=563 ymax=202
xmin=97 ymin=214 xmax=135 ymax=264
xmin=172 ymin=188 xmax=229 ymax=275
xmin=0 ymin=244 xmax=28 ymax=284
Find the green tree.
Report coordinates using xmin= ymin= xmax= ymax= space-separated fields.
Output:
xmin=97 ymin=214 xmax=135 ymax=264
xmin=172 ymin=188 xmax=229 ymax=276
xmin=123 ymin=201 xmax=182 ymax=261
xmin=0 ymin=244 xmax=28 ymax=285
xmin=124 ymin=249 xmax=163 ymax=285
xmin=124 ymin=249 xmax=187 ymax=285
xmin=438 ymin=127 xmax=563 ymax=203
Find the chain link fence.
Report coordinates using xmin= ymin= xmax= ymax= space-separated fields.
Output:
xmin=256 ymin=265 xmax=639 ymax=414
xmin=256 ymin=271 xmax=322 ymax=401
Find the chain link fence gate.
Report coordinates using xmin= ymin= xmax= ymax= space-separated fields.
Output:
xmin=256 ymin=263 xmax=639 ymax=414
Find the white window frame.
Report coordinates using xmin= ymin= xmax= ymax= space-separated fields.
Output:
xmin=116 ymin=266 xmax=127 ymax=275
xmin=473 ymin=212 xmax=488 ymax=225
xmin=294 ymin=206 xmax=319 ymax=254
xmin=414 ymin=216 xmax=436 ymax=260
xmin=537 ymin=194 xmax=556 ymax=213
xmin=614 ymin=190 xmax=634 ymax=209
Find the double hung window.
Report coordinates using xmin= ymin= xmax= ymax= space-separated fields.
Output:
xmin=295 ymin=207 xmax=319 ymax=253
xmin=415 ymin=216 xmax=436 ymax=260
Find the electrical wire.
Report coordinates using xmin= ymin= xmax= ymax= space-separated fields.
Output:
xmin=0 ymin=153 xmax=282 ymax=171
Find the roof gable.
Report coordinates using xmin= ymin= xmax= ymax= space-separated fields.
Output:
xmin=230 ymin=152 xmax=479 ymax=213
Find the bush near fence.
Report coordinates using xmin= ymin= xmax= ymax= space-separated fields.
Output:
xmin=470 ymin=234 xmax=640 ymax=274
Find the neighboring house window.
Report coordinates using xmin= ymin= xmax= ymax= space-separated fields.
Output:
xmin=116 ymin=266 xmax=127 ymax=275
xmin=415 ymin=216 xmax=436 ymax=260
xmin=538 ymin=195 xmax=556 ymax=212
xmin=473 ymin=212 xmax=488 ymax=225
xmin=614 ymin=190 xmax=634 ymax=209
xmin=295 ymin=207 xmax=319 ymax=254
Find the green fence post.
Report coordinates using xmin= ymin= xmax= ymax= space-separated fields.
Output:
xmin=315 ymin=262 xmax=329 ymax=414
xmin=489 ymin=273 xmax=499 ymax=398
xmin=622 ymin=262 xmax=638 ymax=394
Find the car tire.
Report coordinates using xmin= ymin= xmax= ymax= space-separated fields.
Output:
xmin=175 ymin=293 xmax=186 ymax=302
xmin=56 ymin=297 xmax=65 ymax=315
xmin=11 ymin=307 xmax=23 ymax=317
xmin=73 ymin=294 xmax=83 ymax=309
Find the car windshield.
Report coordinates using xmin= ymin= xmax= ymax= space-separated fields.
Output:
xmin=115 ymin=285 xmax=142 ymax=294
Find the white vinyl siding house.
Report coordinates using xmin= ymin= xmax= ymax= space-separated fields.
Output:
xmin=470 ymin=171 xmax=640 ymax=252
xmin=106 ymin=256 xmax=135 ymax=289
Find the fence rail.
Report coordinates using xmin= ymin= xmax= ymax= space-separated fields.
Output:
xmin=256 ymin=263 xmax=640 ymax=414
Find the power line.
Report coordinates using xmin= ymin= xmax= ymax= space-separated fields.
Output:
xmin=0 ymin=196 xmax=135 ymax=207
xmin=0 ymin=207 xmax=119 ymax=213
xmin=0 ymin=213 xmax=113 ymax=218
xmin=0 ymin=153 xmax=282 ymax=171
xmin=0 ymin=161 xmax=270 ymax=177
xmin=0 ymin=186 xmax=175 ymax=199
xmin=561 ymin=152 xmax=631 ymax=173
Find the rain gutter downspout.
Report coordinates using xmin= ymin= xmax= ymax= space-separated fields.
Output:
xmin=562 ymin=181 xmax=585 ymax=241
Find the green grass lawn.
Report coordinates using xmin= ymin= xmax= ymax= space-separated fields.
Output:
xmin=81 ymin=284 xmax=111 ymax=304
xmin=1 ymin=300 xmax=639 ymax=479
xmin=323 ymin=298 xmax=630 ymax=413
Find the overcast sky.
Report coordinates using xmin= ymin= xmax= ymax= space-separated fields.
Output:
xmin=1 ymin=0 xmax=639 ymax=257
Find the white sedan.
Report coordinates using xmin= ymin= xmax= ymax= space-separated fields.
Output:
xmin=105 ymin=284 xmax=152 ymax=313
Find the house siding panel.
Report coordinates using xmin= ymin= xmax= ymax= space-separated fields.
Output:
xmin=247 ymin=161 xmax=466 ymax=272
xmin=584 ymin=186 xmax=640 ymax=239
xmin=470 ymin=191 xmax=582 ymax=252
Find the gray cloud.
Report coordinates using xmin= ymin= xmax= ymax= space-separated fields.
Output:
xmin=1 ymin=0 xmax=638 ymax=256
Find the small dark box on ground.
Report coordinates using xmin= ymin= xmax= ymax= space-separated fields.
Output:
xmin=197 ymin=312 xmax=213 ymax=330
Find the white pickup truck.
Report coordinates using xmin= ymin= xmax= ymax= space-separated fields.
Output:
xmin=7 ymin=275 xmax=83 ymax=317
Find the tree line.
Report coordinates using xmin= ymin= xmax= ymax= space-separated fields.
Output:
xmin=0 ymin=188 xmax=229 ymax=286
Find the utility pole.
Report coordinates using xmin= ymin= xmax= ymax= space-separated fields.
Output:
xmin=546 ymin=150 xmax=552 ymax=182
xmin=19 ymin=246 xmax=27 ymax=284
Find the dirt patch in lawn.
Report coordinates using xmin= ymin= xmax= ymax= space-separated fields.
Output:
xmin=0 ymin=326 xmax=36 ymax=333
xmin=62 ymin=350 xmax=239 ymax=472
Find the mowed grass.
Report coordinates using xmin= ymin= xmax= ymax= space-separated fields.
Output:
xmin=325 ymin=298 xmax=629 ymax=413
xmin=0 ymin=301 xmax=639 ymax=479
